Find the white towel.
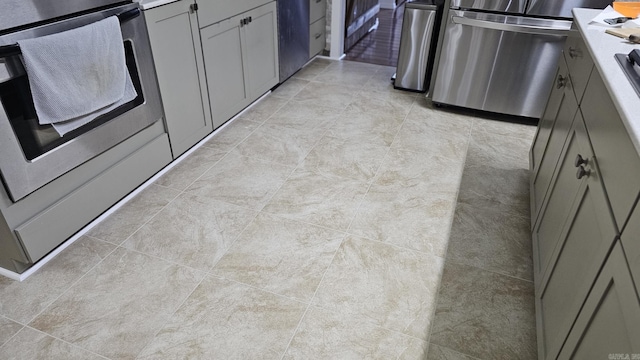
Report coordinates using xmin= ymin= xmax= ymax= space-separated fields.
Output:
xmin=18 ymin=16 xmax=137 ymax=136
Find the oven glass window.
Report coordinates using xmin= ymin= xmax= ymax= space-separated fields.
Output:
xmin=0 ymin=40 xmax=142 ymax=161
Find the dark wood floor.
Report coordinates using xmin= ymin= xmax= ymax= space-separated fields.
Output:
xmin=344 ymin=3 xmax=405 ymax=67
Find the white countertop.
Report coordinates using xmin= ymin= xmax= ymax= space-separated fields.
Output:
xmin=573 ymin=8 xmax=640 ymax=154
xmin=135 ymin=0 xmax=180 ymax=10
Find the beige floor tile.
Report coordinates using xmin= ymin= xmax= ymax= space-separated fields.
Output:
xmin=29 ymin=248 xmax=204 ymax=359
xmin=301 ymin=136 xmax=389 ymax=182
xmin=0 ymin=327 xmax=103 ymax=360
xmin=123 ymin=193 xmax=258 ymax=271
xmin=272 ymin=78 xmax=310 ymax=99
xmin=266 ymin=100 xmax=341 ymax=130
xmin=154 ymin=145 xmax=227 ymax=191
xmin=392 ymin=118 xmax=469 ymax=160
xmin=312 ymin=64 xmax=376 ymax=86
xmin=0 ymin=316 xmax=22 ymax=348
xmin=233 ymin=122 xmax=326 ymax=166
xmin=325 ymin=110 xmax=404 ymax=147
xmin=349 ymin=187 xmax=457 ymax=257
xmin=201 ymin=118 xmax=261 ymax=152
xmin=345 ymin=91 xmax=416 ymax=119
xmin=212 ymin=213 xmax=344 ymax=301
xmin=292 ymin=60 xmax=332 ymax=81
xmin=0 ymin=237 xmax=115 ymax=324
xmin=473 ymin=118 xmax=536 ymax=142
xmin=236 ymin=95 xmax=289 ymax=123
xmin=184 ymin=153 xmax=295 ymax=211
xmin=293 ymin=82 xmax=361 ymax=110
xmin=407 ymin=99 xmax=476 ymax=134
xmin=284 ymin=306 xmax=428 ymax=360
xmin=263 ymin=169 xmax=369 ymax=231
xmin=465 ymin=129 xmax=532 ymax=170
xmin=427 ymin=344 xmax=479 ymax=360
xmin=87 ymin=184 xmax=180 ymax=244
xmin=313 ymin=236 xmax=444 ymax=340
xmin=137 ymin=275 xmax=306 ymax=360
xmin=430 ymin=262 xmax=537 ymax=359
xmin=372 ymin=148 xmax=464 ymax=196
xmin=445 ymin=200 xmax=533 ymax=281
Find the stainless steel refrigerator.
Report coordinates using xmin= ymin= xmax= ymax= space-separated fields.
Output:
xmin=432 ymin=0 xmax=611 ymax=119
xmin=277 ymin=0 xmax=310 ymax=82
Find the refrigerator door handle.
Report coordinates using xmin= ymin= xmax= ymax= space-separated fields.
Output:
xmin=451 ymin=15 xmax=570 ymax=36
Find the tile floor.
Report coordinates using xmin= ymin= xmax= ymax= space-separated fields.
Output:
xmin=0 ymin=59 xmax=537 ymax=359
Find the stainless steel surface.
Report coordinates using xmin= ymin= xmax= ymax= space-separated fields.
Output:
xmin=451 ymin=14 xmax=569 ymax=36
xmin=0 ymin=0 xmax=127 ymax=32
xmin=432 ymin=10 xmax=571 ymax=118
xmin=0 ymin=2 xmax=163 ymax=201
xmin=450 ymin=0 xmax=526 ymax=13
xmin=526 ymin=0 xmax=611 ymax=18
xmin=394 ymin=1 xmax=440 ymax=92
xmin=277 ymin=0 xmax=310 ymax=82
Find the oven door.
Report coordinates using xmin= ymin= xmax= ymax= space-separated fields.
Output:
xmin=0 ymin=2 xmax=163 ymax=202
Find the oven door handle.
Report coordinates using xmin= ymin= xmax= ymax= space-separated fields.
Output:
xmin=451 ymin=15 xmax=570 ymax=37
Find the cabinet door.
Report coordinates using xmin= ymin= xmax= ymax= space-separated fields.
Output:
xmin=243 ymin=2 xmax=279 ymax=100
xmin=621 ymin=201 xmax=640 ymax=288
xmin=557 ymin=242 xmax=640 ymax=359
xmin=533 ymin=115 xmax=618 ymax=360
xmin=530 ymin=57 xmax=578 ymax=225
xmin=201 ymin=13 xmax=250 ymax=128
xmin=145 ymin=0 xmax=213 ymax=158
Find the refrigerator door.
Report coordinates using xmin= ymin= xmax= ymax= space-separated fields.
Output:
xmin=277 ymin=0 xmax=310 ymax=82
xmin=432 ymin=10 xmax=571 ymax=118
xmin=526 ymin=0 xmax=611 ymax=18
xmin=450 ymin=0 xmax=526 ymax=13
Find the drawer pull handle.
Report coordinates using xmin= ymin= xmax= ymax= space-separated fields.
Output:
xmin=568 ymin=47 xmax=582 ymax=59
xmin=576 ymin=165 xmax=591 ymax=180
xmin=556 ymin=74 xmax=567 ymax=89
xmin=574 ymin=154 xmax=588 ymax=167
xmin=315 ymin=32 xmax=322 ymax=39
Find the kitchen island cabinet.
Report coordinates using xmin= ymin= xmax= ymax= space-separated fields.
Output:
xmin=529 ymin=9 xmax=640 ymax=360
xmin=200 ymin=1 xmax=279 ymax=127
xmin=144 ymin=0 xmax=213 ymax=158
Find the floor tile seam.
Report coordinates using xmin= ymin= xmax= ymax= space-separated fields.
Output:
xmin=133 ymin=267 xmax=210 ymax=360
xmin=254 ymin=210 xmax=351 ymax=237
xmin=161 ymin=149 xmax=231 ymax=193
xmin=18 ymin=243 xmax=122 ymax=328
xmin=204 ymin=273 xmax=311 ymax=307
xmin=4 ymin=325 xmax=113 ymax=360
xmin=341 ymin=228 xmax=451 ymax=260
xmin=471 ymin=119 xmax=537 ymax=142
xmin=426 ymin=342 xmax=484 ymax=360
xmin=109 ymin=243 xmax=209 ymax=276
xmin=277 ymin=232 xmax=348 ymax=360
xmin=441 ymin=256 xmax=535 ymax=284
xmin=0 ymin=317 xmax=24 ymax=350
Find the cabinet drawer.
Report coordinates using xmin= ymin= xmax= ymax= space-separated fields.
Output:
xmin=197 ymin=0 xmax=272 ymax=28
xmin=564 ymin=28 xmax=594 ymax=104
xmin=581 ymin=70 xmax=640 ymax=230
xmin=309 ymin=17 xmax=326 ymax=58
xmin=310 ymin=0 xmax=326 ymax=24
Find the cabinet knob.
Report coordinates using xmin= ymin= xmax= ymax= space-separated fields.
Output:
xmin=568 ymin=47 xmax=582 ymax=59
xmin=189 ymin=3 xmax=198 ymax=13
xmin=556 ymin=74 xmax=567 ymax=89
xmin=576 ymin=165 xmax=591 ymax=180
xmin=574 ymin=154 xmax=588 ymax=167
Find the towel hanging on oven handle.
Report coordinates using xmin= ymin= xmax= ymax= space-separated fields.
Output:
xmin=0 ymin=8 xmax=141 ymax=59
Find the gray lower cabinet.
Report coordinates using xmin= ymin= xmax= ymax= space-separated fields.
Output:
xmin=533 ymin=112 xmax=617 ymax=360
xmin=530 ymin=26 xmax=640 ymax=360
xmin=201 ymin=1 xmax=278 ymax=128
xmin=144 ymin=0 xmax=213 ymax=158
xmin=557 ymin=242 xmax=640 ymax=359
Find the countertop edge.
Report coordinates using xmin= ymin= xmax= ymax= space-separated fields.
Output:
xmin=573 ymin=8 xmax=640 ymax=155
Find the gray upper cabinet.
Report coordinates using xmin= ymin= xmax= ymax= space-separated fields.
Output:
xmin=201 ymin=1 xmax=279 ymax=128
xmin=557 ymin=243 xmax=640 ymax=359
xmin=144 ymin=0 xmax=213 ymax=158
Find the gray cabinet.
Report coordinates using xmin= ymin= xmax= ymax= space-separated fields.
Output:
xmin=533 ymin=113 xmax=617 ymax=360
xmin=557 ymin=243 xmax=640 ymax=359
xmin=201 ymin=1 xmax=278 ymax=127
xmin=530 ymin=26 xmax=640 ymax=360
xmin=309 ymin=0 xmax=327 ymax=57
xmin=144 ymin=0 xmax=213 ymax=158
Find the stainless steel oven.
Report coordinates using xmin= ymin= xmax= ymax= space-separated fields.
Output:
xmin=0 ymin=1 xmax=162 ymax=202
xmin=0 ymin=0 xmax=171 ymax=275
